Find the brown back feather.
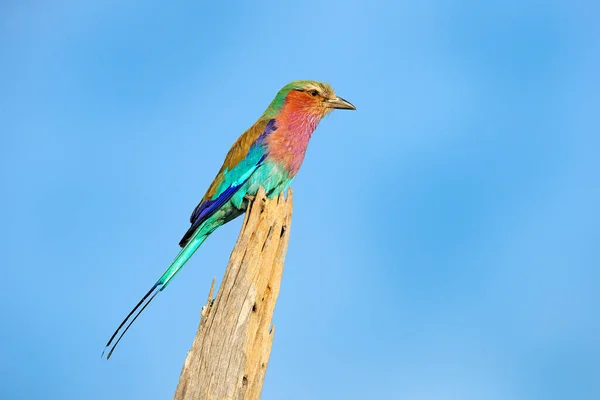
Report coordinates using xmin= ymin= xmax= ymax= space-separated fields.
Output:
xmin=200 ymin=118 xmax=269 ymax=202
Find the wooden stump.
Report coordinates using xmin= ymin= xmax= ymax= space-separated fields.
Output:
xmin=173 ymin=188 xmax=293 ymax=400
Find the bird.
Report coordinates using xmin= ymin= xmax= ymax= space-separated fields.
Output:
xmin=103 ymin=80 xmax=355 ymax=359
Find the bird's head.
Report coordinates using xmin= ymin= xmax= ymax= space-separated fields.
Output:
xmin=264 ymin=80 xmax=355 ymax=120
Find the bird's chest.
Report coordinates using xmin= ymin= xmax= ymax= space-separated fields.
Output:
xmin=264 ymin=127 xmax=313 ymax=176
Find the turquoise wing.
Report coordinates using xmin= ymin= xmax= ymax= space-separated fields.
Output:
xmin=179 ymin=120 xmax=276 ymax=246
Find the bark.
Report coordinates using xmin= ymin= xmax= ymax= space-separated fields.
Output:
xmin=173 ymin=188 xmax=293 ymax=400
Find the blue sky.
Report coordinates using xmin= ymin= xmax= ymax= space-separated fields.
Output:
xmin=1 ymin=1 xmax=598 ymax=399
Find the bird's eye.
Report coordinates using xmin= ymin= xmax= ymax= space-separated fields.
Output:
xmin=310 ymin=90 xmax=319 ymax=97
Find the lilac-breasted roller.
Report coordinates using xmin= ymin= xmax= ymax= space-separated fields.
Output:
xmin=103 ymin=80 xmax=355 ymax=359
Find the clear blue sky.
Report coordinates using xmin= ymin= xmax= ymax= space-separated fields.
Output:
xmin=1 ymin=1 xmax=598 ymax=399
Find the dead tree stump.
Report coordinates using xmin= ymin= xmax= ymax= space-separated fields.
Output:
xmin=173 ymin=187 xmax=293 ymax=400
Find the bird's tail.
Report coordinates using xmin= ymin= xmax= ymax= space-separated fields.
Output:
xmin=102 ymin=230 xmax=209 ymax=359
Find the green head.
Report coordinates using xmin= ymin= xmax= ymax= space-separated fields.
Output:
xmin=263 ymin=80 xmax=355 ymax=119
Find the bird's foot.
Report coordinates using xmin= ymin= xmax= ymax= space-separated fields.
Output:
xmin=244 ymin=193 xmax=267 ymax=211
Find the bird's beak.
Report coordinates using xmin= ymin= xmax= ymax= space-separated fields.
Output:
xmin=326 ymin=96 xmax=356 ymax=110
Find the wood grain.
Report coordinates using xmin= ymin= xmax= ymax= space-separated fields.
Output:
xmin=173 ymin=187 xmax=293 ymax=400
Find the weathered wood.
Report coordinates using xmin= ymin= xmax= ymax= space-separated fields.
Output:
xmin=173 ymin=188 xmax=293 ymax=400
